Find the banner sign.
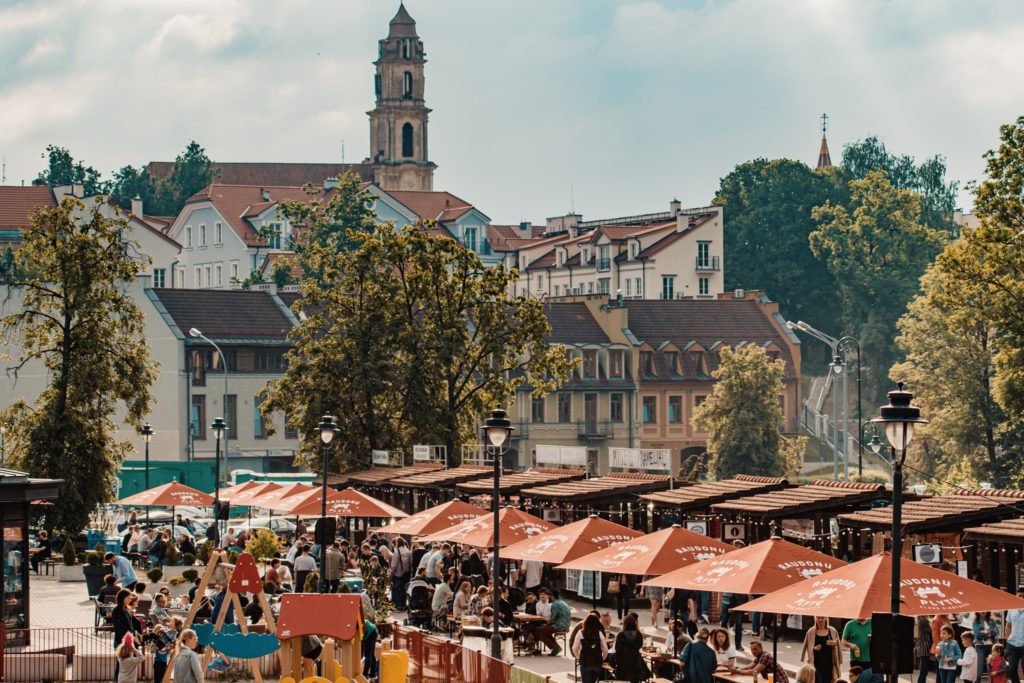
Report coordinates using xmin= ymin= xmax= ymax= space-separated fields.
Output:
xmin=413 ymin=445 xmax=432 ymax=461
xmin=609 ymin=448 xmax=672 ymax=471
xmin=413 ymin=445 xmax=447 ymax=464
xmin=372 ymin=450 xmax=390 ymax=466
xmin=535 ymin=444 xmax=588 ymax=467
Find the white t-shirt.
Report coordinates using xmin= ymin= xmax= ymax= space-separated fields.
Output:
xmin=714 ymin=644 xmax=737 ymax=665
xmin=536 ymin=601 xmax=551 ymax=618
xmin=524 ymin=560 xmax=543 ymax=588
xmin=294 ymin=555 xmax=317 ymax=572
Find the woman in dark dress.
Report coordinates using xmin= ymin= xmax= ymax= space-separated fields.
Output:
xmin=111 ymin=590 xmax=143 ymax=680
xmin=614 ymin=613 xmax=651 ymax=683
xmin=801 ymin=616 xmax=841 ymax=683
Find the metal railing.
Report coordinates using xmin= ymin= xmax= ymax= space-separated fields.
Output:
xmin=392 ymin=623 xmax=510 ymax=683
xmin=695 ymin=255 xmax=720 ymax=271
xmin=596 ymin=257 xmax=611 ymax=272
xmin=577 ymin=419 xmax=614 ymax=439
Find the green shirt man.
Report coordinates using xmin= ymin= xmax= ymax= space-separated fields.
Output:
xmin=841 ymin=618 xmax=871 ymax=663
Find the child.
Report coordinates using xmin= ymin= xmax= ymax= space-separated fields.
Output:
xmin=116 ymin=633 xmax=144 ymax=683
xmin=937 ymin=626 xmax=962 ymax=683
xmin=957 ymin=632 xmax=977 ymax=683
xmin=207 ymin=648 xmax=232 ymax=677
xmin=989 ymin=644 xmax=1009 ymax=683
xmin=151 ymin=624 xmax=174 ymax=683
xmin=172 ymin=629 xmax=204 ymax=683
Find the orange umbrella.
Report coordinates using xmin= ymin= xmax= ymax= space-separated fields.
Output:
xmin=377 ymin=500 xmax=486 ymax=536
xmin=285 ymin=488 xmax=409 ymax=518
xmin=502 ymin=514 xmax=644 ymax=565
xmin=228 ymin=481 xmax=283 ymax=507
xmin=642 ymin=537 xmax=846 ymax=593
xmin=420 ymin=506 xmax=553 ymax=547
xmin=741 ymin=552 xmax=1024 ymax=619
xmin=217 ymin=480 xmax=263 ymax=503
xmin=117 ymin=482 xmax=214 ymax=507
xmin=247 ymin=483 xmax=317 ymax=511
xmin=556 ymin=524 xmax=731 ymax=575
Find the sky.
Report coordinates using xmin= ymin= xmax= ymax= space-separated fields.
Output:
xmin=2 ymin=0 xmax=1024 ymax=224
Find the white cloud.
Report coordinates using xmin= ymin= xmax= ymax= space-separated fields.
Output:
xmin=18 ymin=38 xmax=64 ymax=68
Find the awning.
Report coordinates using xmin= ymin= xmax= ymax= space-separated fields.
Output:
xmin=640 ymin=474 xmax=788 ymax=510
xmin=712 ymin=480 xmax=887 ymax=518
xmin=456 ymin=468 xmax=586 ymax=496
xmin=839 ymin=490 xmax=1024 ymax=533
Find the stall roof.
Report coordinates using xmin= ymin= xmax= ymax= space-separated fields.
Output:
xmin=521 ymin=472 xmax=671 ymax=502
xmin=456 ymin=467 xmax=586 ymax=495
xmin=320 ymin=463 xmax=443 ymax=487
xmin=964 ymin=517 xmax=1024 ymax=544
xmin=839 ymin=489 xmax=1024 ymax=532
xmin=639 ymin=474 xmax=789 ymax=510
xmin=712 ymin=480 xmax=887 ymax=517
xmin=391 ymin=465 xmax=493 ymax=490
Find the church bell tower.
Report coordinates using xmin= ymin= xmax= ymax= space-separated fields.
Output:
xmin=368 ymin=4 xmax=437 ymax=191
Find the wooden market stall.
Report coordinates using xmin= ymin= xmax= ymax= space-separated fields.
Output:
xmin=390 ymin=465 xmax=493 ymax=511
xmin=455 ymin=467 xmax=586 ymax=501
xmin=519 ymin=472 xmax=672 ymax=530
xmin=326 ymin=463 xmax=443 ymax=510
xmin=965 ymin=517 xmax=1024 ymax=592
xmin=638 ymin=474 xmax=790 ymax=532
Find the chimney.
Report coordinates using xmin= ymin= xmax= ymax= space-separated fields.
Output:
xmin=131 ymin=195 xmax=143 ymax=217
xmin=324 ymin=177 xmax=339 ymax=191
xmin=72 ymin=183 xmax=84 ymax=198
xmin=518 ymin=221 xmax=531 ymax=237
xmin=670 ymin=198 xmax=681 ymax=215
xmin=261 ymin=188 xmax=271 ymax=202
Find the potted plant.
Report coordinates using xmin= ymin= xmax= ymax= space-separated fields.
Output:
xmin=82 ymin=552 xmax=112 ymax=596
xmin=58 ymin=538 xmax=86 ymax=583
xmin=147 ymin=567 xmax=164 ymax=584
xmin=166 ymin=575 xmax=191 ymax=599
xmin=182 ymin=568 xmax=199 ymax=583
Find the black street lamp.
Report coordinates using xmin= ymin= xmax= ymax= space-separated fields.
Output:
xmin=0 ymin=425 xmax=6 ymax=467
xmin=837 ymin=336 xmax=863 ymax=479
xmin=318 ymin=415 xmax=338 ymax=594
xmin=140 ymin=422 xmax=154 ymax=527
xmin=211 ymin=417 xmax=226 ymax=542
xmin=871 ymin=383 xmax=927 ymax=683
xmin=483 ymin=407 xmax=513 ymax=661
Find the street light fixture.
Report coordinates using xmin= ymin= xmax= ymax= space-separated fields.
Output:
xmin=317 ymin=415 xmax=338 ymax=594
xmin=868 ymin=434 xmax=883 ymax=455
xmin=0 ymin=425 xmax=6 ymax=467
xmin=211 ymin=417 xmax=226 ymax=542
xmin=483 ymin=407 xmax=513 ymax=661
xmin=190 ymin=327 xmax=230 ymax=473
xmin=870 ymin=382 xmax=927 ymax=683
xmin=140 ymin=422 xmax=154 ymax=527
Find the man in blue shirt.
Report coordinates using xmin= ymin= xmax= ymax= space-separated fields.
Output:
xmin=1004 ymin=589 xmax=1024 ymax=683
xmin=104 ymin=552 xmax=137 ymax=590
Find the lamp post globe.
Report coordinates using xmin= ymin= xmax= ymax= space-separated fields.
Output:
xmin=140 ymin=422 xmax=154 ymax=526
xmin=317 ymin=415 xmax=338 ymax=593
xmin=870 ymin=383 xmax=927 ymax=683
xmin=482 ymin=407 xmax=513 ymax=660
xmin=868 ymin=434 xmax=883 ymax=455
xmin=211 ymin=417 xmax=226 ymax=540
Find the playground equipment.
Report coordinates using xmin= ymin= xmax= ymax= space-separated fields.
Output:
xmin=277 ymin=593 xmax=367 ymax=682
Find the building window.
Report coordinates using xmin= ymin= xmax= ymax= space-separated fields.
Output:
xmin=665 ymin=351 xmax=679 ymax=375
xmin=557 ymin=392 xmax=571 ymax=423
xmin=152 ymin=268 xmax=166 ymax=288
xmin=199 ymin=224 xmax=207 ymax=247
xmin=254 ymin=396 xmax=266 ymax=439
xmin=214 ymin=265 xmax=221 ymax=287
xmin=626 ymin=279 xmax=632 ymax=296
xmin=661 ymin=275 xmax=675 ymax=300
xmin=554 ymin=284 xmax=560 ymax=296
xmin=225 ymin=395 xmax=237 ymax=438
xmin=588 ymin=282 xmax=594 ymax=294
xmin=215 ymin=222 xmax=223 ymax=245
xmin=531 ymin=396 xmax=545 ymax=423
xmin=402 ymin=122 xmax=414 ymax=157
xmin=610 ymin=393 xmax=623 ymax=423
xmin=185 ymin=226 xmax=192 ymax=248
xmin=285 ymin=418 xmax=298 ymax=440
xmin=668 ymin=395 xmax=682 ymax=423
xmin=204 ymin=266 xmax=211 ymax=288
xmin=191 ymin=395 xmax=206 ymax=440
xmin=630 ymin=241 xmax=639 ymax=259
xmin=598 ymin=278 xmax=609 ymax=294
xmin=194 ymin=266 xmax=202 ymax=287
xmin=536 ymin=274 xmax=544 ymax=289
xmin=582 ymin=350 xmax=598 ymax=378
xmin=266 ymin=223 xmax=282 ymax=250
xmin=230 ymin=262 xmax=239 ymax=281
xmin=402 ymin=40 xmax=412 ymax=60
xmin=597 ymin=245 xmax=610 ymax=271
xmin=641 ymin=351 xmax=655 ymax=376
xmin=463 ymin=226 xmax=477 ymax=252
xmin=403 ymin=71 xmax=413 ymax=98
xmin=697 ymin=241 xmax=711 ymax=269
xmin=642 ymin=396 xmax=657 ymax=424
xmin=699 ymin=277 xmax=710 ymax=295
xmin=692 ymin=351 xmax=706 ymax=376
xmin=609 ymin=350 xmax=624 ymax=378
xmin=636 ymin=277 xmax=643 ymax=297
xmin=255 ymin=349 xmax=286 ymax=371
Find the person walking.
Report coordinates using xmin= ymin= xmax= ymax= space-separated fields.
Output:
xmin=1004 ymin=597 xmax=1024 ymax=683
xmin=613 ymin=613 xmax=651 ymax=683
xmin=802 ymin=616 xmax=842 ymax=683
xmin=293 ymin=545 xmax=316 ymax=593
xmin=959 ymin=632 xmax=978 ymax=683
xmin=615 ymin=573 xmax=634 ymax=621
xmin=116 ymin=633 xmax=144 ymax=683
xmin=937 ymin=626 xmax=962 ymax=683
xmin=323 ymin=541 xmax=343 ymax=593
xmin=645 ymin=582 xmax=664 ymax=628
xmin=573 ymin=613 xmax=609 ymax=683
xmin=974 ymin=612 xmax=998 ymax=683
xmin=172 ymin=629 xmax=205 ymax=683
xmin=916 ymin=615 xmax=935 ymax=683
xmin=841 ymin=618 xmax=874 ymax=683
xmin=389 ymin=538 xmax=413 ymax=610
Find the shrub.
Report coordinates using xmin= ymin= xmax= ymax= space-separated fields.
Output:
xmin=147 ymin=568 xmax=163 ymax=583
xmin=227 ymin=549 xmax=239 ymax=564
xmin=168 ymin=576 xmax=188 ymax=586
xmin=85 ymin=552 xmax=102 ymax=567
xmin=182 ymin=568 xmax=199 ymax=583
xmin=94 ymin=542 xmax=106 ymax=554
xmin=244 ymin=528 xmax=281 ymax=561
xmin=182 ymin=552 xmax=196 ymax=567
xmin=61 ymin=538 xmax=76 ymax=566
xmin=164 ymin=541 xmax=180 ymax=567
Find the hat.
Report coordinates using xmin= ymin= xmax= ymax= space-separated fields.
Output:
xmin=122 ymin=633 xmax=134 ymax=648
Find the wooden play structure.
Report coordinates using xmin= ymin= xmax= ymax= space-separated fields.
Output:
xmin=276 ymin=593 xmax=367 ymax=683
xmin=161 ymin=550 xmax=278 ymax=683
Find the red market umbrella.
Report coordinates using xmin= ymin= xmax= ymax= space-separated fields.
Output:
xmin=285 ymin=488 xmax=408 ymax=518
xmin=741 ymin=552 xmax=1024 ymax=620
xmin=247 ymin=483 xmax=317 ymax=512
xmin=117 ymin=482 xmax=214 ymax=508
xmin=377 ymin=500 xmax=486 ymax=537
xmin=642 ymin=537 xmax=846 ymax=594
xmin=556 ymin=524 xmax=732 ymax=575
xmin=502 ymin=514 xmax=644 ymax=565
xmin=420 ymin=506 xmax=553 ymax=548
xmin=217 ymin=480 xmax=263 ymax=503
xmin=227 ymin=481 xmax=283 ymax=507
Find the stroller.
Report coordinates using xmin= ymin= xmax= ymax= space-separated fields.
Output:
xmin=406 ymin=584 xmax=433 ymax=630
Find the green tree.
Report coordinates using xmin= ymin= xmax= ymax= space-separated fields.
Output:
xmin=0 ymin=198 xmax=158 ymax=533
xmin=261 ymin=221 xmax=574 ymax=469
xmin=108 ymin=165 xmax=160 ymax=213
xmin=693 ymin=345 xmax=788 ymax=478
xmin=155 ymin=141 xmax=219 ymax=215
xmin=716 ymin=158 xmax=846 ymax=336
xmin=34 ymin=145 xmax=105 ymax=196
xmin=972 ymin=115 xmax=1024 ymax=229
xmin=810 ymin=171 xmax=948 ymax=399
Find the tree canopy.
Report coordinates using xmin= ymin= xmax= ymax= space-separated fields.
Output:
xmin=34 ymin=146 xmax=104 ymax=196
xmin=0 ymin=198 xmax=158 ymax=533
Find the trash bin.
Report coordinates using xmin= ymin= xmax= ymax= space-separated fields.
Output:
xmin=105 ymin=539 xmax=121 ymax=554
xmin=86 ymin=530 xmax=104 ymax=549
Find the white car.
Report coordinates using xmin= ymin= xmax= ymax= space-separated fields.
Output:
xmin=234 ymin=517 xmax=299 ymax=540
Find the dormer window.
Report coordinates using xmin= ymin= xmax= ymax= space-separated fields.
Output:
xmin=582 ymin=350 xmax=598 ymax=378
xmin=665 ymin=351 xmax=679 ymax=375
xmin=630 ymin=241 xmax=639 ymax=260
xmin=641 ymin=351 xmax=655 ymax=376
xmin=609 ymin=349 xmax=624 ymax=377
xmin=692 ymin=350 xmax=706 ymax=376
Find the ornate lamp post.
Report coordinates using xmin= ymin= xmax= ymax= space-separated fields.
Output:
xmin=483 ymin=408 xmax=513 ymax=660
xmin=211 ymin=417 xmax=226 ymax=542
xmin=318 ymin=415 xmax=338 ymax=594
xmin=871 ymin=383 xmax=927 ymax=683
xmin=140 ymin=422 xmax=154 ymax=527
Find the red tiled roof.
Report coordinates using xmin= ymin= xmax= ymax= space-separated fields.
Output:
xmin=146 ymin=161 xmax=374 ymax=186
xmin=387 ymin=190 xmax=474 ymax=222
xmin=526 ymin=249 xmax=556 ymax=271
xmin=595 ymin=221 xmax=675 ymax=241
xmin=185 ymin=184 xmax=325 ymax=246
xmin=150 ymin=289 xmax=294 ymax=340
xmin=260 ymin=252 xmax=303 ymax=279
xmin=0 ymin=185 xmax=56 ymax=231
xmin=488 ymin=224 xmax=546 ymax=251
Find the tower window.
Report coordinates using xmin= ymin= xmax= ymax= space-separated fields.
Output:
xmin=403 ymin=71 xmax=413 ymax=98
xmin=402 ymin=122 xmax=414 ymax=157
xmin=375 ymin=74 xmax=381 ymax=97
xmin=402 ymin=40 xmax=412 ymax=60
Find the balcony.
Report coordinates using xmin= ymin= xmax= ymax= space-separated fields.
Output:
xmin=597 ymin=257 xmax=611 ymax=272
xmin=695 ymin=255 xmax=720 ymax=272
xmin=577 ymin=419 xmax=614 ymax=440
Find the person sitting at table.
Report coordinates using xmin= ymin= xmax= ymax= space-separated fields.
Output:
xmin=535 ymin=588 xmax=552 ymax=619
xmin=466 ymin=585 xmax=490 ymax=619
xmin=613 ymin=613 xmax=650 ymax=682
xmin=496 ymin=585 xmax=515 ymax=627
xmin=30 ymin=530 xmax=52 ymax=574
xmin=530 ymin=589 xmax=572 ymax=657
xmin=667 ymin=619 xmax=693 ymax=658
xmin=98 ymin=574 xmax=121 ymax=602
xmin=573 ymin=613 xmax=610 ymax=683
xmin=150 ymin=593 xmax=173 ymax=628
xmin=731 ymin=640 xmax=791 ymax=683
xmin=452 ymin=580 xmax=473 ymax=621
xmin=679 ymin=627 xmax=718 ymax=683
xmin=433 ymin=573 xmax=455 ymax=617
xmin=523 ymin=591 xmax=538 ymax=615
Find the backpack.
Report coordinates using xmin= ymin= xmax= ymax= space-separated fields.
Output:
xmin=580 ymin=634 xmax=603 ymax=667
